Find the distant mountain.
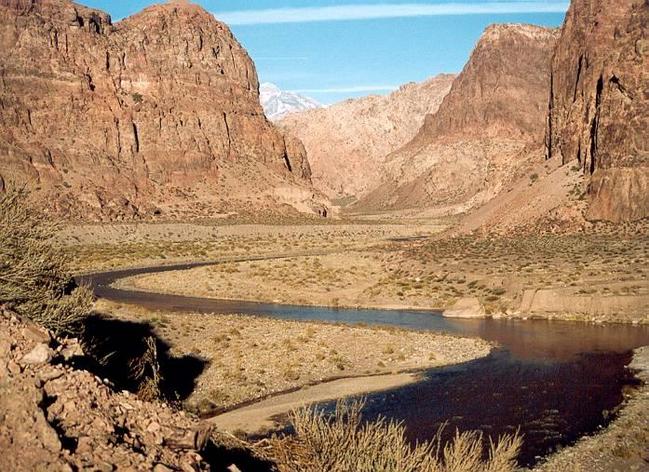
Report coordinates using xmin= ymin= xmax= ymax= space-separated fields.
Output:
xmin=278 ymin=75 xmax=455 ymax=199
xmin=260 ymin=83 xmax=321 ymax=121
xmin=358 ymin=24 xmax=559 ymax=214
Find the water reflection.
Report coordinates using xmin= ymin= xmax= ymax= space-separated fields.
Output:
xmin=83 ymin=265 xmax=649 ymax=467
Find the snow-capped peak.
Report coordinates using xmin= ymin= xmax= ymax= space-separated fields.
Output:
xmin=260 ymin=82 xmax=321 ymax=121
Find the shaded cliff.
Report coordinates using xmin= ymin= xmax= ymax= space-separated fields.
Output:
xmin=545 ymin=0 xmax=648 ymax=222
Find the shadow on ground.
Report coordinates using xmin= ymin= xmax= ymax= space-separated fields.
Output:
xmin=202 ymin=441 xmax=277 ymax=472
xmin=76 ymin=313 xmax=207 ymax=401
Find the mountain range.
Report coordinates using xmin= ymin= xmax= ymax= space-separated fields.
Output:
xmin=279 ymin=75 xmax=455 ymax=200
xmin=0 ymin=0 xmax=645 ymax=226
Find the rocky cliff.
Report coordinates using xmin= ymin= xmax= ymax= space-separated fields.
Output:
xmin=279 ymin=75 xmax=455 ymax=199
xmin=358 ymin=25 xmax=558 ymax=213
xmin=545 ymin=0 xmax=648 ymax=222
xmin=0 ymin=0 xmax=322 ymax=220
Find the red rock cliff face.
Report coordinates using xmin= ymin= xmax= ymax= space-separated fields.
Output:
xmin=545 ymin=0 xmax=648 ymax=222
xmin=358 ymin=24 xmax=557 ymax=213
xmin=0 ymin=0 xmax=314 ymax=220
xmin=418 ymin=24 xmax=557 ymax=144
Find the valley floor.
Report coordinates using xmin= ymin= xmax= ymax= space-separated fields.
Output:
xmin=56 ymin=219 xmax=649 ymax=469
xmin=77 ymin=220 xmax=649 ymax=324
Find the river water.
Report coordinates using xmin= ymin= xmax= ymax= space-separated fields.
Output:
xmin=81 ymin=263 xmax=649 ymax=467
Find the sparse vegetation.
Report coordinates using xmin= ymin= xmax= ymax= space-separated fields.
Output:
xmin=0 ymin=190 xmax=93 ymax=335
xmin=271 ymin=399 xmax=522 ymax=472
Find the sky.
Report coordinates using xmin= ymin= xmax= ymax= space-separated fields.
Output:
xmin=82 ymin=1 xmax=568 ymax=104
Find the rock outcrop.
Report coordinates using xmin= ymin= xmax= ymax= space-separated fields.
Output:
xmin=545 ymin=0 xmax=649 ymax=222
xmin=357 ymin=25 xmax=558 ymax=213
xmin=0 ymin=309 xmax=217 ymax=470
xmin=442 ymin=297 xmax=487 ymax=319
xmin=279 ymin=75 xmax=455 ymax=199
xmin=0 ymin=0 xmax=323 ymax=220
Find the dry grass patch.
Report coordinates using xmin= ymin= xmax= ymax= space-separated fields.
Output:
xmin=270 ymin=400 xmax=521 ymax=472
xmin=0 ymin=190 xmax=93 ymax=335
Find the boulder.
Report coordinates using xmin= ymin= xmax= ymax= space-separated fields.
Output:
xmin=20 ymin=343 xmax=53 ymax=366
xmin=443 ymin=297 xmax=487 ymax=319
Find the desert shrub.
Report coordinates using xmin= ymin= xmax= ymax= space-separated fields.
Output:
xmin=271 ymin=399 xmax=521 ymax=472
xmin=0 ymin=190 xmax=92 ymax=335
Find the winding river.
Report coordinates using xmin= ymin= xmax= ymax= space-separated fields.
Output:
xmin=81 ymin=263 xmax=649 ymax=467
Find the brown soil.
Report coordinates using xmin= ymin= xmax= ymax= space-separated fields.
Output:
xmin=59 ymin=222 xmax=445 ymax=272
xmin=111 ymin=223 xmax=649 ymax=324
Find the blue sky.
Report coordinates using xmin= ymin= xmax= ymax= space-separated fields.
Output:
xmin=83 ymin=1 xmax=568 ymax=104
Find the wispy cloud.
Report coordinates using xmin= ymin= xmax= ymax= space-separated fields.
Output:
xmin=215 ymin=2 xmax=569 ymax=26
xmin=291 ymin=85 xmax=399 ymax=94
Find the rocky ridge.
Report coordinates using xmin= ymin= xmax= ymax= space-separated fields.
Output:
xmin=0 ymin=0 xmax=325 ymax=220
xmin=357 ymin=24 xmax=558 ymax=214
xmin=279 ymin=74 xmax=455 ymax=199
xmin=545 ymin=0 xmax=649 ymax=222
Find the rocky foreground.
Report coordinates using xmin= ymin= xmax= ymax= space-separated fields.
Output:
xmin=0 ymin=308 xmax=227 ymax=471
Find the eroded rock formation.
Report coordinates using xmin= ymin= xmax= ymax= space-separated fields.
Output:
xmin=0 ymin=0 xmax=322 ymax=220
xmin=279 ymin=75 xmax=455 ymax=199
xmin=357 ymin=25 xmax=558 ymax=213
xmin=545 ymin=0 xmax=648 ymax=222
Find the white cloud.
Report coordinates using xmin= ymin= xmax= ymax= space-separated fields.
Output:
xmin=215 ymin=2 xmax=569 ymax=26
xmin=290 ymin=85 xmax=399 ymax=94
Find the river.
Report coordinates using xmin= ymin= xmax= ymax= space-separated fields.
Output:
xmin=81 ymin=263 xmax=649 ymax=467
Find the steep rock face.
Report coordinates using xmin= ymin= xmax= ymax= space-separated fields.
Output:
xmin=419 ymin=25 xmax=557 ymax=142
xmin=358 ymin=25 xmax=558 ymax=213
xmin=545 ymin=0 xmax=648 ymax=222
xmin=0 ymin=0 xmax=319 ymax=220
xmin=279 ymin=74 xmax=455 ymax=199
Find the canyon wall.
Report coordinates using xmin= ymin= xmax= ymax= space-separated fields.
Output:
xmin=358 ymin=25 xmax=558 ymax=213
xmin=0 ymin=0 xmax=321 ymax=220
xmin=545 ymin=0 xmax=648 ymax=222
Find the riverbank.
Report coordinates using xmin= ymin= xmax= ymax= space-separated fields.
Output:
xmin=211 ymin=372 xmax=422 ymax=434
xmin=110 ymin=228 xmax=649 ymax=324
xmin=532 ymin=346 xmax=649 ymax=471
xmin=97 ymin=300 xmax=492 ymax=419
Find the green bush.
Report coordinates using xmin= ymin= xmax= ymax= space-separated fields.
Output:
xmin=0 ymin=190 xmax=93 ymax=335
